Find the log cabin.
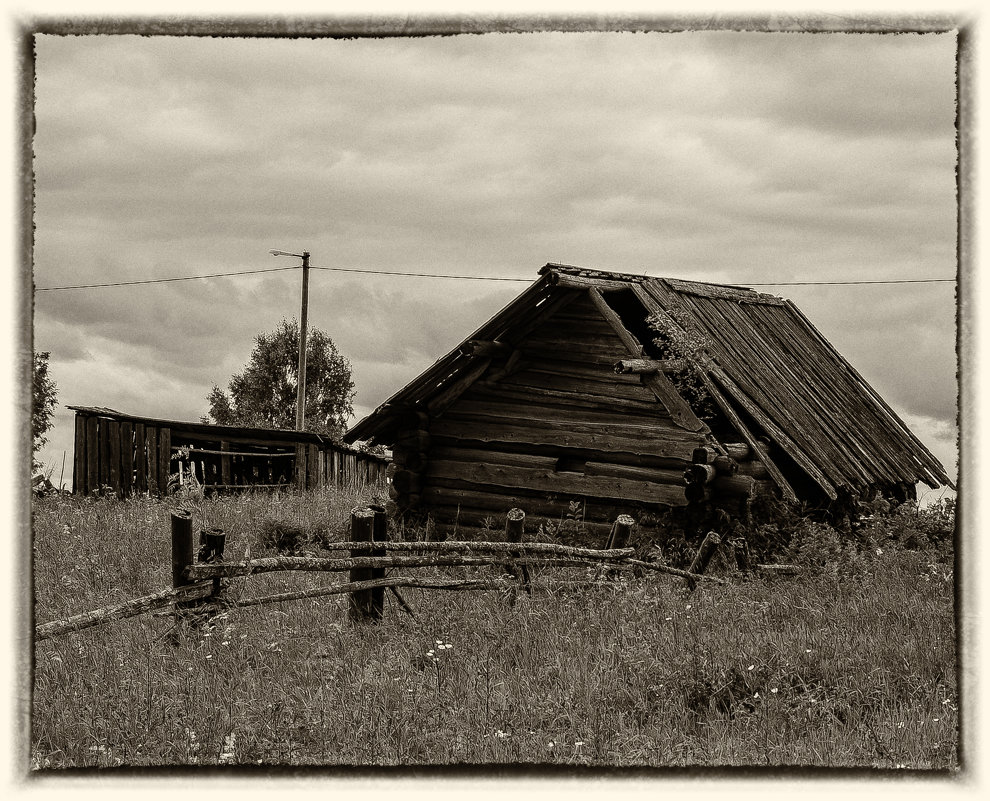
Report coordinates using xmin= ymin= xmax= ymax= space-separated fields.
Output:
xmin=343 ymin=264 xmax=952 ymax=543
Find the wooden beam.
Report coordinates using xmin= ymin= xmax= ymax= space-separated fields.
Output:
xmin=426 ymin=358 xmax=492 ymax=417
xmin=460 ymin=339 xmax=512 ymax=358
xmin=613 ymin=358 xmax=687 ymax=375
xmin=544 ymin=270 xmax=630 ymax=292
xmin=694 ymin=372 xmax=800 ymax=502
xmin=586 ymin=287 xmax=706 ymax=433
xmin=425 ymin=458 xmax=688 ymax=506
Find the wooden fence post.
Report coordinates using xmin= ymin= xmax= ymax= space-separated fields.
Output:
xmin=348 ymin=507 xmax=384 ymax=622
xmin=504 ymin=508 xmax=531 ymax=593
xmin=369 ymin=505 xmax=388 ymax=618
xmin=605 ymin=514 xmax=635 ymax=550
xmin=170 ymin=509 xmax=194 ymax=643
xmin=686 ymin=531 xmax=721 ymax=591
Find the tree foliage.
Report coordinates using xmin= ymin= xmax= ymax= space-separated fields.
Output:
xmin=32 ymin=351 xmax=59 ymax=458
xmin=647 ymin=308 xmax=719 ymax=422
xmin=204 ymin=319 xmax=355 ymax=438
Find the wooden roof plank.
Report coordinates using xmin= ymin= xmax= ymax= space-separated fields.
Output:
xmin=686 ymin=295 xmax=873 ymax=487
xmin=784 ymin=300 xmax=952 ymax=487
xmin=746 ymin=302 xmax=926 ymax=485
xmin=654 ymin=287 xmax=858 ymax=488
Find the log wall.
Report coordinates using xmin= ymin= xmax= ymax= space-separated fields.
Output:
xmin=396 ymin=293 xmax=708 ymax=533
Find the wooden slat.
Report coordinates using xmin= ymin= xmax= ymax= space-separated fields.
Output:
xmin=425 ymin=459 xmax=688 ymax=506
xmin=519 ymin=345 xmax=626 ymax=370
xmin=119 ymin=422 xmax=133 ymax=497
xmin=220 ymin=441 xmax=232 ymax=485
xmin=421 ymin=484 xmax=641 ymax=522
xmin=295 ymin=444 xmax=307 ymax=491
xmin=107 ymin=420 xmax=121 ymax=496
xmin=307 ymin=444 xmax=319 ymax=490
xmin=133 ymin=423 xmax=146 ymax=493
xmin=85 ymin=416 xmax=99 ymax=495
xmin=158 ymin=427 xmax=171 ymax=494
xmin=145 ymin=426 xmax=158 ymax=494
xmin=521 ymin=333 xmax=629 ymax=359
xmin=766 ymin=301 xmax=944 ymax=485
xmin=586 ymin=286 xmax=706 ymax=433
xmin=97 ymin=417 xmax=110 ymax=491
xmin=545 ymin=270 xmax=632 ymax=292
xmin=697 ymin=297 xmax=866 ymax=484
xmin=72 ymin=414 xmax=86 ymax=495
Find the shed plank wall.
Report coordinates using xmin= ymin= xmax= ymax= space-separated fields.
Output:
xmin=70 ymin=411 xmax=385 ymax=496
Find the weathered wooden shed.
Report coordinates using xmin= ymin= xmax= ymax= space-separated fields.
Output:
xmin=70 ymin=406 xmax=387 ymax=497
xmin=343 ymin=264 xmax=951 ymax=541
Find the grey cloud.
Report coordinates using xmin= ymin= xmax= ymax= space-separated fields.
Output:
xmin=31 ymin=31 xmax=958 ymax=485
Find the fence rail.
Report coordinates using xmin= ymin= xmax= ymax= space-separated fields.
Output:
xmin=68 ymin=406 xmax=387 ymax=497
xmin=34 ymin=504 xmax=768 ymax=644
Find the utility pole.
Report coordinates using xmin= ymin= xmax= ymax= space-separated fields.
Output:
xmin=270 ymin=249 xmax=311 ymax=431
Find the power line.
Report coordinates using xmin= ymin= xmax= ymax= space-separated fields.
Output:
xmin=748 ymin=278 xmax=956 ymax=287
xmin=35 ymin=266 xmax=298 ymax=291
xmin=34 ymin=264 xmax=957 ymax=291
xmin=309 ymin=265 xmax=529 ymax=282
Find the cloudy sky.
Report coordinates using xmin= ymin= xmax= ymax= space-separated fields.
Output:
xmin=29 ymin=26 xmax=959 ymax=492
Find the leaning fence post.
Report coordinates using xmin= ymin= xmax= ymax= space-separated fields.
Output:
xmin=170 ymin=509 xmax=194 ymax=643
xmin=348 ymin=507 xmax=384 ymax=622
xmin=686 ymin=531 xmax=722 ymax=591
xmin=504 ymin=508 xmax=531 ymax=594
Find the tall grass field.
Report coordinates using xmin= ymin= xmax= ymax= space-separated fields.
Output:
xmin=30 ymin=482 xmax=957 ymax=770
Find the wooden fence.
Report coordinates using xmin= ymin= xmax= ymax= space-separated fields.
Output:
xmin=35 ymin=505 xmax=793 ymax=644
xmin=69 ymin=406 xmax=387 ymax=497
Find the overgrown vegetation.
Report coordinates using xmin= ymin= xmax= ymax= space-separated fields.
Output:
xmin=31 ymin=486 xmax=957 ymax=770
xmin=647 ymin=308 xmax=719 ymax=422
xmin=32 ymin=350 xmax=59 ymax=471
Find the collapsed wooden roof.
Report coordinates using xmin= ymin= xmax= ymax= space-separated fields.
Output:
xmin=344 ymin=263 xmax=951 ymax=497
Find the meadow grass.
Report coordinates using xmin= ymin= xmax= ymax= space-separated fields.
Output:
xmin=30 ymin=485 xmax=957 ymax=770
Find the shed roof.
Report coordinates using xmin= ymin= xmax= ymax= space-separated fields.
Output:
xmin=68 ymin=405 xmax=370 ymax=454
xmin=344 ymin=263 xmax=951 ymax=496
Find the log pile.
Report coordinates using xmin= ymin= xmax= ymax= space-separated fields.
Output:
xmin=684 ymin=440 xmax=779 ymax=527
